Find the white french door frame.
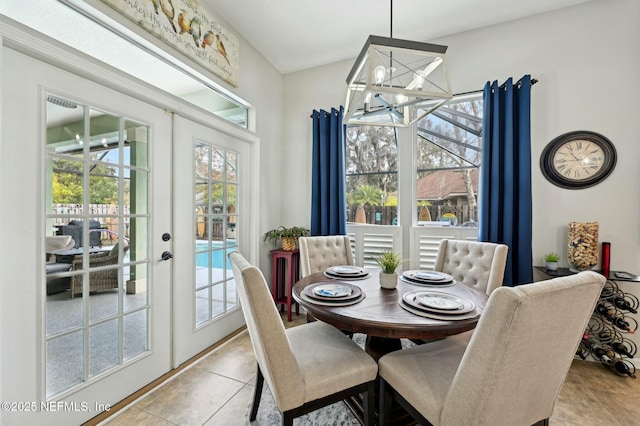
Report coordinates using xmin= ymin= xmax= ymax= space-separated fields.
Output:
xmin=0 ymin=16 xmax=260 ymax=425
xmin=172 ymin=114 xmax=259 ymax=367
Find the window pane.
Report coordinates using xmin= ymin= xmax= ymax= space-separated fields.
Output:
xmin=345 ymin=126 xmax=398 ymax=225
xmin=415 ymin=96 xmax=482 ymax=226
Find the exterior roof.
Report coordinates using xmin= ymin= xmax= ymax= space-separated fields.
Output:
xmin=416 ymin=169 xmax=478 ymax=201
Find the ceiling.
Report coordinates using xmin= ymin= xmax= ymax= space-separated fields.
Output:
xmin=202 ymin=0 xmax=595 ymax=74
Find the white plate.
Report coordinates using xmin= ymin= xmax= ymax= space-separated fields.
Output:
xmin=403 ymin=270 xmax=454 ymax=283
xmin=326 ymin=265 xmax=368 ymax=276
xmin=400 ymin=275 xmax=454 ymax=287
xmin=312 ymin=284 xmax=353 ymax=298
xmin=402 ymin=291 xmax=476 ymax=315
xmin=324 ymin=270 xmax=370 ymax=280
xmin=300 ymin=292 xmax=366 ymax=306
xmin=417 ymin=293 xmax=465 ymax=310
xmin=399 ymin=300 xmax=479 ymax=321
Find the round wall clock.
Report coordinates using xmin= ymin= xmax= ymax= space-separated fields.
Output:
xmin=540 ymin=130 xmax=617 ymax=189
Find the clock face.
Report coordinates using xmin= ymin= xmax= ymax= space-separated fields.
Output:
xmin=540 ymin=131 xmax=616 ymax=189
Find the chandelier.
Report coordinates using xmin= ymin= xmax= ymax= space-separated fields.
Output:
xmin=343 ymin=3 xmax=452 ymax=127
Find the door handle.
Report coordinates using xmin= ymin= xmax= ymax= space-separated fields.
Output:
xmin=161 ymin=251 xmax=173 ymax=261
xmin=162 ymin=233 xmax=172 ymax=241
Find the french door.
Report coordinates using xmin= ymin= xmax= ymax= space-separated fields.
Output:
xmin=1 ymin=47 xmax=171 ymax=425
xmin=172 ymin=115 xmax=249 ymax=366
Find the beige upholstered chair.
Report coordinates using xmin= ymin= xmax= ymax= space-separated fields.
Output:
xmin=433 ymin=239 xmax=509 ymax=296
xmin=378 ymin=271 xmax=606 ymax=426
xmin=229 ymin=251 xmax=377 ymax=425
xmin=298 ymin=235 xmax=354 ymax=277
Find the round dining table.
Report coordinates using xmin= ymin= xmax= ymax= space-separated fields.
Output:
xmin=292 ymin=269 xmax=489 ymax=360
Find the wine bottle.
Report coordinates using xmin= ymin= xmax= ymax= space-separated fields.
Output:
xmin=593 ymin=346 xmax=612 ymax=364
xmin=611 ymin=359 xmax=637 ymax=379
xmin=613 ymin=296 xmax=638 ymax=314
xmin=613 ymin=316 xmax=636 ymax=334
xmin=595 ymin=303 xmax=614 ymax=321
xmin=612 ymin=341 xmax=635 ymax=358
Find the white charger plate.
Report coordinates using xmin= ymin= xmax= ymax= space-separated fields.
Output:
xmin=402 ymin=290 xmax=475 ymax=315
xmin=399 ymin=300 xmax=479 ymax=321
xmin=403 ymin=270 xmax=454 ymax=283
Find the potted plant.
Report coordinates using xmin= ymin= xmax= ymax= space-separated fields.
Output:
xmin=375 ymin=250 xmax=404 ymax=289
xmin=263 ymin=226 xmax=310 ymax=251
xmin=544 ymin=252 xmax=560 ymax=271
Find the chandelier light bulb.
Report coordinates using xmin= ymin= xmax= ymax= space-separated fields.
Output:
xmin=414 ymin=70 xmax=426 ymax=90
xmin=374 ymin=65 xmax=386 ymax=85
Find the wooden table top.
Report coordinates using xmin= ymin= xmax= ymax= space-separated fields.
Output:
xmin=293 ymin=270 xmax=489 ymax=340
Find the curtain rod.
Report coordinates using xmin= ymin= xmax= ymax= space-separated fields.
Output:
xmin=455 ymin=77 xmax=538 ymax=97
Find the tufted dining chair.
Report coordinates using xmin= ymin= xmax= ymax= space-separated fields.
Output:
xmin=378 ymin=271 xmax=606 ymax=426
xmin=228 ymin=251 xmax=377 ymax=425
xmin=433 ymin=239 xmax=508 ymax=296
xmin=298 ymin=235 xmax=355 ymax=277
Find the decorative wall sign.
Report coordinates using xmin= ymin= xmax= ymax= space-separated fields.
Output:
xmin=101 ymin=0 xmax=239 ymax=87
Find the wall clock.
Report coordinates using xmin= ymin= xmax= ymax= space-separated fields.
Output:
xmin=540 ymin=130 xmax=617 ymax=189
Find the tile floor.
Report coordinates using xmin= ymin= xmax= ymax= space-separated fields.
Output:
xmin=101 ymin=312 xmax=640 ymax=426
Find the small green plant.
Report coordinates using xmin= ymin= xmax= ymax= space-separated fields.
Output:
xmin=544 ymin=252 xmax=560 ymax=262
xmin=375 ymin=250 xmax=404 ymax=274
xmin=262 ymin=226 xmax=310 ymax=246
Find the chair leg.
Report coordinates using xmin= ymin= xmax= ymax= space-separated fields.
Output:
xmin=250 ymin=363 xmax=264 ymax=421
xmin=281 ymin=411 xmax=294 ymax=426
xmin=379 ymin=377 xmax=391 ymax=426
xmin=363 ymin=380 xmax=375 ymax=426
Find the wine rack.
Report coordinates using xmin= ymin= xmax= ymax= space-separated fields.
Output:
xmin=580 ymin=278 xmax=638 ymax=378
xmin=533 ymin=267 xmax=640 ymax=378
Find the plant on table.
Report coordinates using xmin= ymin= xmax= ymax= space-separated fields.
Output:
xmin=375 ymin=251 xmax=406 ymax=289
xmin=375 ymin=250 xmax=403 ymax=274
xmin=544 ymin=251 xmax=560 ymax=271
xmin=263 ymin=226 xmax=310 ymax=251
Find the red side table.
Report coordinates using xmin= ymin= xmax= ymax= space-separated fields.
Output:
xmin=270 ymin=249 xmax=300 ymax=321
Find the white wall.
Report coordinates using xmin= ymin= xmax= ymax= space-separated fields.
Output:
xmin=282 ymin=0 xmax=640 ymax=275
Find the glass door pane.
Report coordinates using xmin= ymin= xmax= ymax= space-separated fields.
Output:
xmin=44 ymin=95 xmax=151 ymax=397
xmin=194 ymin=143 xmax=238 ymax=327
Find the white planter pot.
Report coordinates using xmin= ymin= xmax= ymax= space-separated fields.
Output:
xmin=379 ymin=271 xmax=398 ymax=289
xmin=546 ymin=261 xmax=558 ymax=271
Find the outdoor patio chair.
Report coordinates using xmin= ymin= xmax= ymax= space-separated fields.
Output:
xmin=70 ymin=242 xmax=129 ymax=298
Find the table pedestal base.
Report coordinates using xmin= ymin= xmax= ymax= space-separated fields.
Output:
xmin=345 ymin=336 xmax=416 ymax=425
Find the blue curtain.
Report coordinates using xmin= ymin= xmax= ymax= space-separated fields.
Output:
xmin=310 ymin=107 xmax=347 ymax=236
xmin=479 ymin=75 xmax=533 ymax=286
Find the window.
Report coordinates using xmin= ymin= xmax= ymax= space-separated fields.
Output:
xmin=415 ymin=95 xmax=482 ymax=227
xmin=1 ymin=0 xmax=248 ymax=128
xmin=345 ymin=126 xmax=398 ymax=225
xmin=345 ymin=93 xmax=483 ymax=268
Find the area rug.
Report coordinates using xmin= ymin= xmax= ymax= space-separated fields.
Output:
xmin=249 ymin=385 xmax=360 ymax=425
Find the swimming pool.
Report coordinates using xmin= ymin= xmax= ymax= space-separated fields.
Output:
xmin=195 ymin=241 xmax=237 ymax=268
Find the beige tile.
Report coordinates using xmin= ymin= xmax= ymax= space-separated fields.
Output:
xmin=203 ymin=384 xmax=254 ymax=426
xmin=134 ymin=367 xmax=244 ymax=425
xmin=103 ymin=406 xmax=175 ymax=425
xmin=196 ymin=332 xmax=256 ymax=383
xmin=552 ymin=382 xmax=621 ymax=426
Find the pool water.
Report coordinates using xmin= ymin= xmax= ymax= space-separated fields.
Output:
xmin=195 ymin=241 xmax=237 ymax=268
